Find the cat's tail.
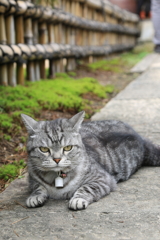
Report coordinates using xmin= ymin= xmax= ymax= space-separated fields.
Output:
xmin=143 ymin=139 xmax=160 ymax=166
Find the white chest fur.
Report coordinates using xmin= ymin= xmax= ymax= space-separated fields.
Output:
xmin=43 ymin=173 xmax=83 ymax=200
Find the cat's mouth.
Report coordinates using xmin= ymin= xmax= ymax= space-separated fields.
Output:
xmin=41 ymin=163 xmax=70 ymax=173
xmin=42 ymin=160 xmax=71 ymax=171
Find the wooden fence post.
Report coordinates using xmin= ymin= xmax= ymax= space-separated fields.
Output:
xmin=48 ymin=23 xmax=56 ymax=78
xmin=0 ymin=64 xmax=8 ymax=86
xmin=24 ymin=17 xmax=36 ymax=82
xmin=0 ymin=14 xmax=6 ymax=44
xmin=0 ymin=0 xmax=139 ymax=86
xmin=39 ymin=22 xmax=47 ymax=79
xmin=0 ymin=13 xmax=8 ymax=85
xmin=15 ymin=15 xmax=25 ymax=85
xmin=5 ymin=14 xmax=16 ymax=86
xmin=32 ymin=19 xmax=40 ymax=81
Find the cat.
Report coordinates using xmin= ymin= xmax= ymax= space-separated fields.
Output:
xmin=21 ymin=111 xmax=160 ymax=210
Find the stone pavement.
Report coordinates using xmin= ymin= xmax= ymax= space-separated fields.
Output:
xmin=1 ymin=53 xmax=160 ymax=240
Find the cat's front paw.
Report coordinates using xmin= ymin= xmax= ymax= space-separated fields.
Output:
xmin=69 ymin=198 xmax=89 ymax=210
xmin=26 ymin=195 xmax=47 ymax=208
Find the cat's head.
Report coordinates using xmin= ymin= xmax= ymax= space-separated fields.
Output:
xmin=21 ymin=111 xmax=85 ymax=173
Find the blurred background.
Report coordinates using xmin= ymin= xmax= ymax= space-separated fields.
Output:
xmin=108 ymin=0 xmax=153 ymax=42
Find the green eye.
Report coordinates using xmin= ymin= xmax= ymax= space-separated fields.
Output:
xmin=63 ymin=145 xmax=72 ymax=151
xmin=39 ymin=147 xmax=49 ymax=153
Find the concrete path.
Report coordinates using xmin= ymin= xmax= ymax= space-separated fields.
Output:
xmin=1 ymin=53 xmax=160 ymax=240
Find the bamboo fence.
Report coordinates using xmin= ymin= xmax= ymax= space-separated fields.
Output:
xmin=0 ymin=0 xmax=139 ymax=86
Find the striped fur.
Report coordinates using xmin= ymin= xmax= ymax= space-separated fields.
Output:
xmin=21 ymin=111 xmax=160 ymax=210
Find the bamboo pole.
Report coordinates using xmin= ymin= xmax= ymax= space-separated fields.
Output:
xmin=76 ymin=28 xmax=83 ymax=46
xmin=83 ymin=2 xmax=88 ymax=18
xmin=48 ymin=23 xmax=55 ymax=43
xmin=27 ymin=61 xmax=35 ymax=81
xmin=5 ymin=15 xmax=15 ymax=44
xmin=58 ymin=24 xmax=65 ymax=72
xmin=61 ymin=0 xmax=66 ymax=10
xmin=17 ymin=63 xmax=24 ymax=85
xmin=39 ymin=22 xmax=47 ymax=79
xmin=82 ymin=26 xmax=90 ymax=62
xmin=58 ymin=23 xmax=65 ymax=44
xmin=0 ymin=14 xmax=8 ymax=86
xmin=66 ymin=0 xmax=71 ymax=12
xmin=32 ymin=20 xmax=40 ymax=81
xmin=24 ymin=17 xmax=36 ymax=82
xmin=66 ymin=58 xmax=76 ymax=71
xmin=53 ymin=24 xmax=60 ymax=75
xmin=49 ymin=59 xmax=56 ymax=79
xmin=24 ymin=18 xmax=33 ymax=45
xmin=32 ymin=20 xmax=39 ymax=44
xmin=75 ymin=1 xmax=81 ymax=17
xmin=0 ymin=64 xmax=8 ymax=86
xmin=48 ymin=23 xmax=55 ymax=78
xmin=66 ymin=25 xmax=77 ymax=72
xmin=39 ymin=22 xmax=48 ymax=44
xmin=39 ymin=59 xmax=46 ymax=79
xmin=15 ymin=15 xmax=24 ymax=85
xmin=15 ymin=16 xmax=24 ymax=44
xmin=70 ymin=1 xmax=76 ymax=14
xmin=5 ymin=15 xmax=16 ymax=86
xmin=0 ymin=14 xmax=7 ymax=44
xmin=35 ymin=61 xmax=40 ymax=80
xmin=53 ymin=23 xmax=66 ymax=73
xmin=65 ymin=26 xmax=69 ymax=44
xmin=82 ymin=30 xmax=88 ymax=46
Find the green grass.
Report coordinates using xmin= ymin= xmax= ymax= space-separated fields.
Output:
xmin=88 ymin=43 xmax=153 ymax=71
xmin=3 ymin=134 xmax=11 ymax=141
xmin=88 ymin=52 xmax=148 ymax=71
xmin=0 ymin=74 xmax=114 ymax=132
xmin=88 ymin=58 xmax=122 ymax=72
xmin=0 ymin=160 xmax=26 ymax=181
xmin=68 ymin=71 xmax=77 ymax=77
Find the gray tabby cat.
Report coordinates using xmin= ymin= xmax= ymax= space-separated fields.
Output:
xmin=21 ymin=111 xmax=160 ymax=210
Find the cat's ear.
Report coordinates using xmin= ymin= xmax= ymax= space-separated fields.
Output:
xmin=21 ymin=114 xmax=37 ymax=134
xmin=69 ymin=111 xmax=85 ymax=131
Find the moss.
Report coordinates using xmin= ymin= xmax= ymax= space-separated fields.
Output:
xmin=3 ymin=134 xmax=11 ymax=141
xmin=0 ymin=76 xmax=112 ymax=134
xmin=133 ymin=42 xmax=153 ymax=54
xmin=55 ymin=72 xmax=71 ymax=79
xmin=88 ymin=58 xmax=122 ymax=72
xmin=120 ymin=51 xmax=149 ymax=67
xmin=88 ymin=44 xmax=153 ymax=72
xmin=0 ymin=113 xmax=13 ymax=129
xmin=68 ymin=71 xmax=77 ymax=77
xmin=20 ymin=136 xmax=27 ymax=143
xmin=105 ymin=85 xmax=114 ymax=94
xmin=0 ymin=76 xmax=109 ymax=114
xmin=0 ymin=160 xmax=26 ymax=181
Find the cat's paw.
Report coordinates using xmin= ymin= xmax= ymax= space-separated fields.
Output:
xmin=69 ymin=198 xmax=89 ymax=210
xmin=26 ymin=195 xmax=47 ymax=208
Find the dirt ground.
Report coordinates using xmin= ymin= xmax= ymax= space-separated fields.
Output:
xmin=0 ymin=62 xmax=140 ymax=192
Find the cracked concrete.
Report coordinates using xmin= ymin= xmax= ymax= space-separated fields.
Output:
xmin=1 ymin=53 xmax=160 ymax=240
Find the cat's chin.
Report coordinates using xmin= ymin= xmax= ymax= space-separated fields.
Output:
xmin=41 ymin=166 xmax=62 ymax=172
xmin=52 ymin=167 xmax=63 ymax=172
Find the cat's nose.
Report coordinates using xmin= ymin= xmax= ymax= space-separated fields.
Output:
xmin=53 ymin=158 xmax=61 ymax=164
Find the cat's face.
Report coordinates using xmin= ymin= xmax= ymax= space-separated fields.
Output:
xmin=21 ymin=112 xmax=85 ymax=173
xmin=27 ymin=128 xmax=82 ymax=173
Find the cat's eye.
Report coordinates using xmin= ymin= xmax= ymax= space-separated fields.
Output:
xmin=63 ymin=145 xmax=72 ymax=151
xmin=39 ymin=147 xmax=49 ymax=153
